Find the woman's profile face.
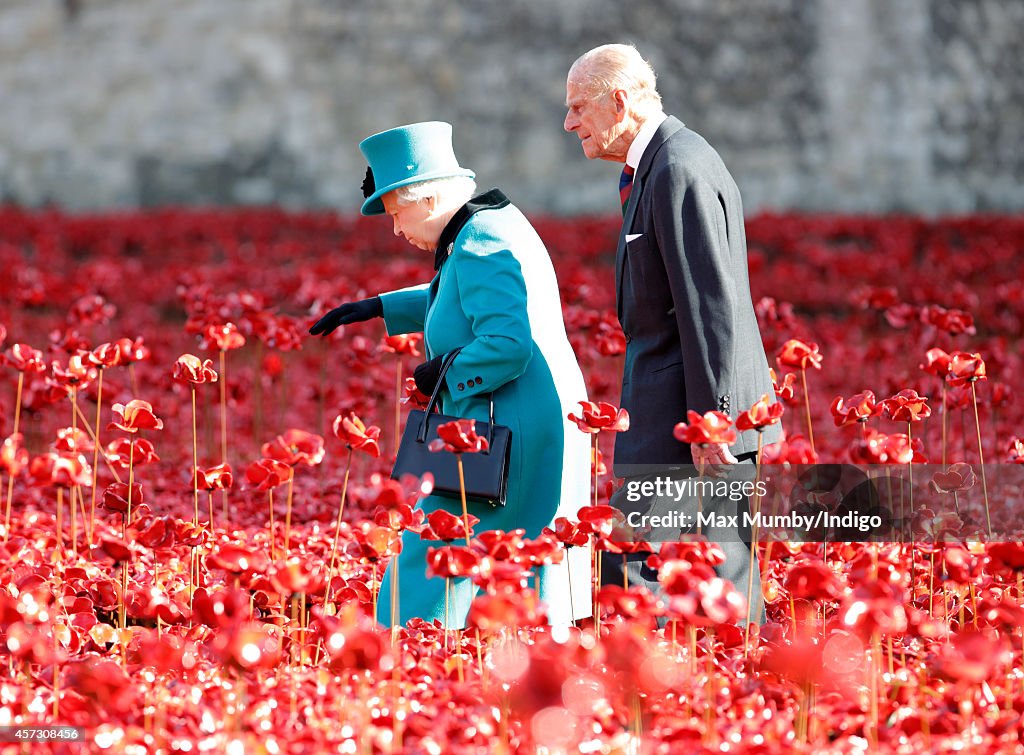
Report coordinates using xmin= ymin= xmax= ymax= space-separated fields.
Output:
xmin=382 ymin=191 xmax=442 ymax=252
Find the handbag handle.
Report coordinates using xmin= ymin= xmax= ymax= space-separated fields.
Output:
xmin=417 ymin=347 xmax=496 ymax=452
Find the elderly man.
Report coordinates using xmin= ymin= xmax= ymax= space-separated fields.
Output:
xmin=564 ymin=44 xmax=781 ymax=624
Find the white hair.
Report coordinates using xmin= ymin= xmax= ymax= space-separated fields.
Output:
xmin=392 ymin=176 xmax=477 ymax=207
xmin=568 ymin=43 xmax=662 ymax=112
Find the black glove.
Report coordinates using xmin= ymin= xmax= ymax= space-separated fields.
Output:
xmin=413 ymin=355 xmax=445 ymax=396
xmin=308 ymin=297 xmax=383 ymax=336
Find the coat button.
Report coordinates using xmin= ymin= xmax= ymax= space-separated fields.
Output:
xmin=458 ymin=383 xmax=465 ymax=391
xmin=624 ymin=332 xmax=632 ymax=343
xmin=467 ymin=379 xmax=475 ymax=387
xmin=475 ymin=376 xmax=482 ymax=383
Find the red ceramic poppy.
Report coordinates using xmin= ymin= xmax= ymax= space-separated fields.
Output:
xmin=402 ymin=377 xmax=431 ymax=408
xmin=428 ymin=419 xmax=488 ymax=454
xmin=28 ymin=452 xmax=91 ymax=488
xmin=214 ymin=623 xmax=283 ymax=671
xmin=2 ymin=343 xmax=47 ymax=373
xmin=919 ymin=347 xmax=951 ymax=378
xmin=880 ymin=389 xmax=932 ymax=423
xmin=776 ymin=339 xmax=823 ymax=370
xmin=89 ymin=342 xmax=122 ymax=369
xmin=332 ymin=412 xmax=382 ymax=458
xmin=97 ymin=535 xmax=134 ymax=563
xmin=105 ymin=437 xmax=160 ymax=469
xmin=1 ymin=433 xmax=28 ymax=476
xmin=784 ymin=561 xmax=844 ymax=601
xmin=427 ymin=545 xmax=482 ymax=579
xmin=545 ymin=517 xmax=589 ymax=548
xmin=206 ymin=544 xmax=268 ymax=575
xmin=467 ymin=584 xmax=547 ymax=631
xmin=172 ymin=353 xmax=219 ymax=385
xmin=931 ymin=463 xmax=976 ymax=493
xmin=194 ymin=463 xmax=233 ymax=491
xmin=735 ymin=393 xmax=784 ymax=432
xmin=1007 ymin=437 xmax=1024 ymax=464
xmin=108 ymin=399 xmax=164 ymax=434
xmin=373 ymin=502 xmax=425 ymax=533
xmin=101 ymin=482 xmax=144 ymax=514
xmin=50 ymin=352 xmax=98 ymax=390
xmin=673 ymin=410 xmax=737 ymax=446
xmin=829 ymin=390 xmax=881 ymax=427
xmin=770 ymin=367 xmax=797 ymax=402
xmin=202 ymin=322 xmax=246 ymax=351
xmin=261 ymin=429 xmax=325 ymax=467
xmin=576 ymin=505 xmax=621 ymax=538
xmin=946 ymin=351 xmax=986 ymax=387
xmin=421 ymin=508 xmax=479 ymax=542
xmin=114 ymin=337 xmax=150 ymax=364
xmin=932 ymin=631 xmax=1011 ymax=684
xmin=53 ymin=427 xmax=93 ymax=455
xmin=244 ymin=458 xmax=291 ymax=490
xmin=566 ymin=400 xmax=630 ymax=434
xmin=380 ymin=333 xmax=423 ymax=356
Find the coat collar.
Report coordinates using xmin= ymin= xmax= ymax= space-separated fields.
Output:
xmin=433 ymin=188 xmax=510 ymax=271
xmin=614 ymin=116 xmax=686 ymax=322
xmin=633 ymin=116 xmax=685 ymax=183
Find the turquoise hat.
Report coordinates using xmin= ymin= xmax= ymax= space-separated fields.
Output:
xmin=358 ymin=121 xmax=475 ymax=216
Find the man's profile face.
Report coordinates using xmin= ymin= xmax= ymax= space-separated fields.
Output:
xmin=564 ymin=73 xmax=626 ymax=162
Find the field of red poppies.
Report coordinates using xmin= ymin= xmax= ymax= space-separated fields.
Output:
xmin=1 ymin=205 xmax=1023 ymax=753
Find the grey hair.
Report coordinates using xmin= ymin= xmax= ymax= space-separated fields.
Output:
xmin=392 ymin=176 xmax=477 ymax=207
xmin=568 ymin=43 xmax=662 ymax=111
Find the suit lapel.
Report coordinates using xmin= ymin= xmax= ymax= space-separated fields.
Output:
xmin=615 ymin=116 xmax=686 ymax=322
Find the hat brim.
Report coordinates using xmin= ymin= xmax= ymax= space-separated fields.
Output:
xmin=360 ymin=168 xmax=476 ymax=216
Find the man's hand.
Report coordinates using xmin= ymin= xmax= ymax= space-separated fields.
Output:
xmin=692 ymin=442 xmax=738 ymax=476
xmin=308 ymin=297 xmax=383 ymax=336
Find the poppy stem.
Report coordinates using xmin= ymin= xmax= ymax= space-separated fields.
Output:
xmin=801 ymin=367 xmax=816 ymax=454
xmin=394 ymin=358 xmax=402 ymax=460
xmin=220 ymin=350 xmax=229 ymax=526
xmin=5 ymin=374 xmax=27 ymax=541
xmin=72 ymin=400 xmax=123 ymax=483
xmin=745 ymin=431 xmax=765 ymax=655
xmin=457 ymin=455 xmax=471 ymax=547
xmin=391 ymin=548 xmax=400 ymax=645
xmin=909 ymin=417 xmax=917 ymax=512
xmin=126 ymin=440 xmax=135 ymax=539
xmin=969 ymin=382 xmax=992 ymax=537
xmin=592 ymin=434 xmax=599 ymax=509
xmin=566 ymin=552 xmax=576 ymax=626
xmin=89 ymin=368 xmax=104 ymax=545
xmin=56 ymin=487 xmax=64 ymax=559
xmin=219 ymin=350 xmax=228 ymax=467
xmin=696 ymin=455 xmax=705 ymax=536
xmin=324 ymin=447 xmax=354 ymax=610
xmin=268 ymin=488 xmax=276 ymax=561
xmin=940 ymin=382 xmax=948 ymax=469
xmin=191 ymin=386 xmax=199 ymax=527
xmin=284 ymin=466 xmax=295 ymax=558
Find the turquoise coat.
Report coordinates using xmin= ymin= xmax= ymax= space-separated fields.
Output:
xmin=376 ymin=190 xmax=591 ymax=627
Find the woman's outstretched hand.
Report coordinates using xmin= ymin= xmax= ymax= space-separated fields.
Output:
xmin=308 ymin=296 xmax=383 ymax=336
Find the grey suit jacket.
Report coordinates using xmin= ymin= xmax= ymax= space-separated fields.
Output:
xmin=614 ymin=116 xmax=782 ymax=475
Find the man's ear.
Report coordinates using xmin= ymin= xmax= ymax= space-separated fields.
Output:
xmin=612 ymin=89 xmax=629 ymax=119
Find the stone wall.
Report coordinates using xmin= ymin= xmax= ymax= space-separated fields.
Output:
xmin=1 ymin=0 xmax=1021 ymax=214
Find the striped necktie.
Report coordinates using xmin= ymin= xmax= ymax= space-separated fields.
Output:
xmin=618 ymin=164 xmax=635 ymax=216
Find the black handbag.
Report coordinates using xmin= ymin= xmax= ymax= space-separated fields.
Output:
xmin=391 ymin=349 xmax=512 ymax=507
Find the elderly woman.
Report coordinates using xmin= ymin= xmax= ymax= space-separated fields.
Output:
xmin=310 ymin=121 xmax=590 ymax=627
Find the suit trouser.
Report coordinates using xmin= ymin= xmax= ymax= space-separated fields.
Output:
xmin=599 ymin=452 xmax=766 ymax=626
